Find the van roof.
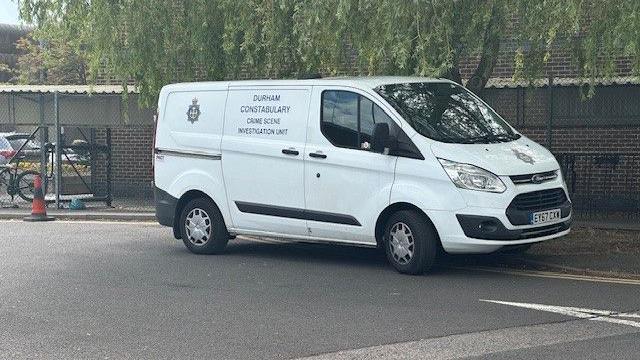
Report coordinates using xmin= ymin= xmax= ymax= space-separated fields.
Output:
xmin=162 ymin=76 xmax=454 ymax=92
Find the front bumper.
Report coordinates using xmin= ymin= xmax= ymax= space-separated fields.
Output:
xmin=456 ymin=214 xmax=571 ymax=240
xmin=427 ymin=204 xmax=572 ymax=254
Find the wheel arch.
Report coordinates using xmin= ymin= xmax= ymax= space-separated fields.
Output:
xmin=374 ymin=202 xmax=441 ymax=249
xmin=172 ymin=190 xmax=221 ymax=239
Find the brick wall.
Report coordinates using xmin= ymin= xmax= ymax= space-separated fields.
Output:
xmin=109 ymin=125 xmax=154 ymax=197
xmin=94 ymin=126 xmax=154 ymax=199
xmin=459 ymin=40 xmax=634 ymax=79
xmin=484 ymin=86 xmax=640 ymax=211
xmin=521 ymin=126 xmax=640 ymax=201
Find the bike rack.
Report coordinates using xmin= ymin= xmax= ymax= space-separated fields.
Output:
xmin=4 ymin=123 xmax=112 ymax=208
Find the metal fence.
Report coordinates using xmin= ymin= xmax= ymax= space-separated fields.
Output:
xmin=0 ymin=86 xmax=154 ymax=211
xmin=0 ymin=125 xmax=112 ymax=207
xmin=485 ymin=79 xmax=640 ymax=220
xmin=558 ymin=153 xmax=640 ymax=218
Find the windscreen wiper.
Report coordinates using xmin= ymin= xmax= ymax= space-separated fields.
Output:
xmin=465 ymin=134 xmax=520 ymax=143
xmin=464 ymin=135 xmax=499 ymax=144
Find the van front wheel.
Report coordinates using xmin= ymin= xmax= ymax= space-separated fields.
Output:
xmin=384 ymin=210 xmax=438 ymax=275
xmin=179 ymin=198 xmax=229 ymax=254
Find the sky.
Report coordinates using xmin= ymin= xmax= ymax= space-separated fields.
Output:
xmin=0 ymin=0 xmax=20 ymax=25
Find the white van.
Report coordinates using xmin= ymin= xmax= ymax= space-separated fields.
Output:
xmin=154 ymin=77 xmax=571 ymax=274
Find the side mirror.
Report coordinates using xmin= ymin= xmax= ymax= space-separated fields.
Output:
xmin=372 ymin=123 xmax=395 ymax=154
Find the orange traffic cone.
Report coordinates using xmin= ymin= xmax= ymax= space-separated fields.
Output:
xmin=24 ymin=175 xmax=55 ymax=222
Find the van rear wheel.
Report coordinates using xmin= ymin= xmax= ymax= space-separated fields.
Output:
xmin=384 ymin=210 xmax=438 ymax=275
xmin=179 ymin=198 xmax=229 ymax=254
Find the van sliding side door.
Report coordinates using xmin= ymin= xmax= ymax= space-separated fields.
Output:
xmin=221 ymin=86 xmax=311 ymax=236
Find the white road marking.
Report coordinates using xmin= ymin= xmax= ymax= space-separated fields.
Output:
xmin=302 ymin=302 xmax=640 ymax=359
xmin=481 ymin=299 xmax=640 ymax=328
xmin=613 ymin=312 xmax=640 ymax=319
xmin=297 ymin=316 xmax=640 ymax=360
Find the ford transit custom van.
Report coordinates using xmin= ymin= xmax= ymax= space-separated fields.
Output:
xmin=154 ymin=77 xmax=571 ymax=274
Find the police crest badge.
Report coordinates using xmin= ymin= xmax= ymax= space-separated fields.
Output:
xmin=187 ymin=98 xmax=201 ymax=123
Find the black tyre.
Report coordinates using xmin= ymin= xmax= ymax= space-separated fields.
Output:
xmin=15 ymin=170 xmax=40 ymax=202
xmin=179 ymin=197 xmax=229 ymax=254
xmin=384 ymin=210 xmax=438 ymax=275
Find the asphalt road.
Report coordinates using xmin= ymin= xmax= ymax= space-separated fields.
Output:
xmin=0 ymin=220 xmax=639 ymax=359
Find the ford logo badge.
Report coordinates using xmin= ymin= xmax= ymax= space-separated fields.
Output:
xmin=531 ymin=174 xmax=545 ymax=184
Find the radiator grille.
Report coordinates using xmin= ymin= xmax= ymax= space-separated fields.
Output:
xmin=509 ymin=170 xmax=558 ymax=185
xmin=509 ymin=188 xmax=568 ymax=211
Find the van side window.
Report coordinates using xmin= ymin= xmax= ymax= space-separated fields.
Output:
xmin=321 ymin=91 xmax=360 ymax=148
xmin=322 ymin=90 xmax=399 ymax=151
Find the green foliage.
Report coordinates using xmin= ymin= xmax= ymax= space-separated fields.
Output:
xmin=13 ymin=33 xmax=87 ymax=85
xmin=17 ymin=0 xmax=640 ymax=103
xmin=0 ymin=63 xmax=15 ymax=83
xmin=8 ymin=0 xmax=89 ymax=85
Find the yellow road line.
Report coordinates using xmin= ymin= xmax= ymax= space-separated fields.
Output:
xmin=450 ymin=266 xmax=640 ymax=286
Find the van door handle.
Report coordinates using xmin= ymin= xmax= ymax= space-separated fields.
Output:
xmin=282 ymin=148 xmax=299 ymax=156
xmin=309 ymin=152 xmax=327 ymax=159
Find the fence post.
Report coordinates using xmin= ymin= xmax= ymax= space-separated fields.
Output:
xmin=38 ymin=94 xmax=47 ymax=181
xmin=546 ymin=75 xmax=554 ymax=149
xmin=54 ymin=92 xmax=62 ymax=209
xmin=106 ymin=128 xmax=112 ymax=207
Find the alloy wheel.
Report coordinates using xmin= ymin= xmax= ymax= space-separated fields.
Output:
xmin=389 ymin=222 xmax=415 ymax=265
xmin=185 ymin=208 xmax=212 ymax=246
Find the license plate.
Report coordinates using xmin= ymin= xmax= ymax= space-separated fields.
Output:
xmin=529 ymin=209 xmax=561 ymax=225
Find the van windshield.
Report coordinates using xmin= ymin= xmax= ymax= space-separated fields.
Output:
xmin=375 ymin=82 xmax=521 ymax=144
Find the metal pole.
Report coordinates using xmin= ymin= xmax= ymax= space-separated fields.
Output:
xmin=521 ymin=87 xmax=526 ymax=127
xmin=54 ymin=92 xmax=62 ymax=209
xmin=38 ymin=94 xmax=47 ymax=181
xmin=546 ymin=76 xmax=554 ymax=149
xmin=106 ymin=128 xmax=112 ymax=207
xmin=90 ymin=128 xmax=96 ymax=195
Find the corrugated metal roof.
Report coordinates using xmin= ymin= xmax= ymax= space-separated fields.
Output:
xmin=0 ymin=84 xmax=138 ymax=94
xmin=485 ymin=76 xmax=640 ymax=89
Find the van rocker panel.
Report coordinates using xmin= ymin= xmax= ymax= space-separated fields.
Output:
xmin=235 ymin=201 xmax=361 ymax=226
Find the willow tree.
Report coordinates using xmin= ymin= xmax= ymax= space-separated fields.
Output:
xmin=18 ymin=0 xmax=640 ymax=104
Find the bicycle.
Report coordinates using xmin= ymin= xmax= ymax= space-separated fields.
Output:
xmin=0 ymin=162 xmax=40 ymax=202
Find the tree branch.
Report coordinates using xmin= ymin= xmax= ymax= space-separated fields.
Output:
xmin=466 ymin=2 xmax=504 ymax=96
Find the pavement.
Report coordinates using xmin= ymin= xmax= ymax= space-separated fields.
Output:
xmin=0 ymin=204 xmax=156 ymax=221
xmin=1 ymin=220 xmax=640 ymax=359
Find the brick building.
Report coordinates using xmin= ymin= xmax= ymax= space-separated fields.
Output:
xmin=0 ymin=24 xmax=30 ymax=82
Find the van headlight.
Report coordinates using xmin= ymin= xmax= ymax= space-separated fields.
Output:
xmin=438 ymin=158 xmax=506 ymax=193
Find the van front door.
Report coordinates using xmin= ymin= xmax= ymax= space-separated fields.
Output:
xmin=221 ymin=86 xmax=311 ymax=236
xmin=304 ymin=87 xmax=399 ymax=245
